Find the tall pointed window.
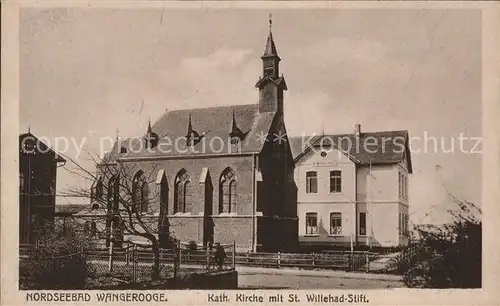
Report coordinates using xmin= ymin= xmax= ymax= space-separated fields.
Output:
xmin=107 ymin=175 xmax=119 ymax=213
xmin=174 ymin=169 xmax=190 ymax=214
xmin=156 ymin=170 xmax=168 ymax=219
xmin=132 ymin=171 xmax=148 ymax=213
xmin=219 ymin=168 xmax=237 ymax=214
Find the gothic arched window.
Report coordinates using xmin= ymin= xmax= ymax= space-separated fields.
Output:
xmin=174 ymin=169 xmax=190 ymax=214
xmin=107 ymin=175 xmax=119 ymax=213
xmin=132 ymin=170 xmax=148 ymax=213
xmin=219 ymin=168 xmax=237 ymax=214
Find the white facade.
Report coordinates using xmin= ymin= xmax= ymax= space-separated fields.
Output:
xmin=295 ymin=145 xmax=410 ymax=248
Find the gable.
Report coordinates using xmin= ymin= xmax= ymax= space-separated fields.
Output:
xmin=296 ymin=145 xmax=355 ymax=167
xmin=289 ymin=130 xmax=412 ymax=173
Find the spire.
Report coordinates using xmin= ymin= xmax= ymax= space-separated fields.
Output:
xmin=147 ymin=118 xmax=152 ymax=134
xmin=186 ymin=114 xmax=193 ymax=136
xmin=262 ymin=14 xmax=278 ymax=57
xmin=231 ymin=109 xmax=238 ymax=131
xmin=229 ymin=109 xmax=246 ymax=143
xmin=185 ymin=113 xmax=200 ymax=146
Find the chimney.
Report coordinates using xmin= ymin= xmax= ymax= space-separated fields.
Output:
xmin=354 ymin=124 xmax=361 ymax=137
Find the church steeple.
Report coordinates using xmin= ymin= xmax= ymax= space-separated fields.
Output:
xmin=261 ymin=14 xmax=281 ymax=79
xmin=256 ymin=15 xmax=287 ymax=114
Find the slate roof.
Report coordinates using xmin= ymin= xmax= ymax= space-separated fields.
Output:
xmin=263 ymin=31 xmax=279 ymax=58
xmin=103 ymin=104 xmax=276 ymax=161
xmin=289 ymin=130 xmax=412 ymax=173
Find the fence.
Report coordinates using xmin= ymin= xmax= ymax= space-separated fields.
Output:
xmin=19 ymin=249 xmax=87 ymax=290
xmin=229 ymin=251 xmax=376 ymax=272
xmin=20 ymin=242 xmax=406 ymax=283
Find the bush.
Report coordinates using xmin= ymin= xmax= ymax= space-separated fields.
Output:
xmin=403 ymin=200 xmax=481 ymax=288
xmin=187 ymin=241 xmax=198 ymax=251
xmin=20 ymin=220 xmax=94 ymax=289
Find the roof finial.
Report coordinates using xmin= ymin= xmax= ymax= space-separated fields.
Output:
xmin=28 ymin=125 xmax=31 ymax=134
xmin=187 ymin=114 xmax=193 ymax=133
xmin=147 ymin=117 xmax=152 ymax=133
xmin=269 ymin=13 xmax=272 ymax=31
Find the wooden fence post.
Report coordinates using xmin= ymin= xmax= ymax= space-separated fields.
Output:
xmin=277 ymin=252 xmax=281 ymax=269
xmin=232 ymin=241 xmax=236 ymax=270
xmin=205 ymin=245 xmax=210 ymax=272
xmin=173 ymin=240 xmax=180 ymax=278
xmin=125 ymin=244 xmax=129 ymax=266
xmin=132 ymin=244 xmax=138 ymax=283
xmin=365 ymin=252 xmax=369 ymax=273
xmin=177 ymin=240 xmax=182 ymax=268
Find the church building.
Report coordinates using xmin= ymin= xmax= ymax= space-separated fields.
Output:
xmin=95 ymin=21 xmax=298 ymax=252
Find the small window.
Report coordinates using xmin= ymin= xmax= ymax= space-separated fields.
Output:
xmin=329 ymin=170 xmax=342 ymax=193
xmin=305 ymin=213 xmax=318 ymax=235
xmin=20 ymin=172 xmax=25 ymax=192
xmin=306 ymin=171 xmax=318 ymax=194
xmin=330 ymin=212 xmax=342 ymax=235
xmin=120 ymin=147 xmax=127 ymax=154
xmin=359 ymin=212 xmax=367 ymax=236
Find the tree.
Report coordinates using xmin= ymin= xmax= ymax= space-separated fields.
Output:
xmin=403 ymin=199 xmax=481 ymax=288
xmin=62 ymin=146 xmax=172 ymax=281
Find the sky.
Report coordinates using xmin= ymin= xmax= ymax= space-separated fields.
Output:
xmin=19 ymin=8 xmax=482 ymax=224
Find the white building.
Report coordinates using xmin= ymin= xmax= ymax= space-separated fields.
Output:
xmin=290 ymin=125 xmax=412 ymax=249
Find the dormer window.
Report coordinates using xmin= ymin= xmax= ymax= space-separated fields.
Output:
xmin=229 ymin=109 xmax=247 ymax=145
xmin=144 ymin=120 xmax=159 ymax=149
xmin=185 ymin=114 xmax=202 ymax=147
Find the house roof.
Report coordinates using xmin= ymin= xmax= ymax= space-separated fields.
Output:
xmin=289 ymin=130 xmax=412 ymax=173
xmin=74 ymin=206 xmax=108 ymax=217
xmin=19 ymin=132 xmax=66 ymax=163
xmin=104 ymin=104 xmax=276 ymax=161
xmin=55 ymin=204 xmax=87 ymax=216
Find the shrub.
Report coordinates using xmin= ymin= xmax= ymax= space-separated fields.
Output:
xmin=403 ymin=200 xmax=481 ymax=288
xmin=20 ymin=220 xmax=94 ymax=289
xmin=187 ymin=241 xmax=198 ymax=251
